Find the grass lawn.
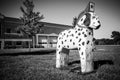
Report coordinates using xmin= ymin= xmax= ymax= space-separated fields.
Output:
xmin=0 ymin=45 xmax=120 ymax=80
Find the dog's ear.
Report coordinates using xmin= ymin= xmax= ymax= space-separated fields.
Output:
xmin=83 ymin=13 xmax=91 ymax=26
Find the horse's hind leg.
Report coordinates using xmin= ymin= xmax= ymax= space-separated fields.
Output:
xmin=61 ymin=48 xmax=69 ymax=67
xmin=78 ymin=46 xmax=94 ymax=74
xmin=56 ymin=47 xmax=69 ymax=68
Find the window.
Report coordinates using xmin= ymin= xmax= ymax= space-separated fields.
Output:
xmin=6 ymin=28 xmax=11 ymax=33
xmin=16 ymin=41 xmax=22 ymax=45
xmin=0 ymin=23 xmax=1 ymax=36
xmin=5 ymin=41 xmax=12 ymax=45
xmin=17 ymin=30 xmax=20 ymax=33
xmin=0 ymin=41 xmax=1 ymax=48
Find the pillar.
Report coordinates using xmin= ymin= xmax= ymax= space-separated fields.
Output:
xmin=1 ymin=39 xmax=4 ymax=49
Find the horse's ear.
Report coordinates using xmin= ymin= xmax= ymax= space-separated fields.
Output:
xmin=83 ymin=13 xmax=90 ymax=26
xmin=85 ymin=2 xmax=95 ymax=12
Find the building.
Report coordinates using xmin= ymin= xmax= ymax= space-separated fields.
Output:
xmin=35 ymin=33 xmax=58 ymax=48
xmin=0 ymin=14 xmax=72 ymax=49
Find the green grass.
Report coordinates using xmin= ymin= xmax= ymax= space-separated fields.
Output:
xmin=0 ymin=45 xmax=120 ymax=80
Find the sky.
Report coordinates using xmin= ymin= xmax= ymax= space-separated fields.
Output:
xmin=0 ymin=0 xmax=120 ymax=39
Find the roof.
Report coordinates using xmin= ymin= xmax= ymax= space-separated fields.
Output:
xmin=4 ymin=17 xmax=22 ymax=24
xmin=36 ymin=33 xmax=58 ymax=37
xmin=41 ymin=22 xmax=72 ymax=29
xmin=0 ymin=13 xmax=5 ymax=19
xmin=1 ymin=16 xmax=72 ymax=29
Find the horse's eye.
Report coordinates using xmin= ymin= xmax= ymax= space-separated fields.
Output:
xmin=81 ymin=18 xmax=83 ymax=21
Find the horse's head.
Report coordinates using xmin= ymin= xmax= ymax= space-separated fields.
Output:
xmin=77 ymin=11 xmax=101 ymax=30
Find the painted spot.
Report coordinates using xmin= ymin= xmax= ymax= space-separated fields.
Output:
xmin=58 ymin=45 xmax=60 ymax=48
xmin=76 ymin=36 xmax=78 ymax=38
xmin=87 ymin=40 xmax=90 ymax=44
xmin=75 ymin=31 xmax=77 ymax=33
xmin=86 ymin=54 xmax=89 ymax=58
xmin=82 ymin=32 xmax=84 ymax=34
xmin=61 ymin=41 xmax=63 ymax=44
xmin=68 ymin=31 xmax=71 ymax=33
xmin=98 ymin=21 xmax=100 ymax=23
xmin=73 ymin=42 xmax=75 ymax=45
xmin=79 ymin=48 xmax=81 ymax=50
xmin=70 ymin=39 xmax=72 ymax=42
xmin=71 ymin=34 xmax=74 ymax=37
xmin=78 ymin=33 xmax=81 ymax=35
xmin=82 ymin=57 xmax=84 ymax=60
xmin=82 ymin=42 xmax=85 ymax=46
xmin=84 ymin=34 xmax=87 ymax=37
xmin=81 ymin=18 xmax=83 ymax=21
xmin=89 ymin=32 xmax=91 ymax=35
xmin=91 ymin=43 xmax=93 ymax=46
xmin=65 ymin=40 xmax=67 ymax=42
xmin=81 ymin=52 xmax=83 ymax=55
xmin=67 ymin=45 xmax=69 ymax=48
xmin=79 ymin=39 xmax=81 ymax=42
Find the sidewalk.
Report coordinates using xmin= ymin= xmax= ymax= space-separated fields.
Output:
xmin=0 ymin=48 xmax=56 ymax=54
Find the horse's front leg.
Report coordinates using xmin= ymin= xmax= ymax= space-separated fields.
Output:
xmin=78 ymin=45 xmax=94 ymax=74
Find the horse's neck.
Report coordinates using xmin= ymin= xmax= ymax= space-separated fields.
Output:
xmin=74 ymin=25 xmax=93 ymax=35
xmin=74 ymin=25 xmax=86 ymax=30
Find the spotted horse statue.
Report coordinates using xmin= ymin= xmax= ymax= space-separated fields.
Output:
xmin=56 ymin=2 xmax=101 ymax=74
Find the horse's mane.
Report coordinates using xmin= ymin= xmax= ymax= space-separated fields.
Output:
xmin=76 ymin=11 xmax=86 ymax=24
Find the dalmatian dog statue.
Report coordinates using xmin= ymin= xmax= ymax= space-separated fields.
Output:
xmin=56 ymin=2 xmax=101 ymax=74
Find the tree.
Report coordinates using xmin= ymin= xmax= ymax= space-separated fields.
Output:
xmin=17 ymin=0 xmax=44 ymax=48
xmin=95 ymin=38 xmax=114 ymax=45
xmin=72 ymin=17 xmax=78 ymax=28
xmin=111 ymin=31 xmax=120 ymax=45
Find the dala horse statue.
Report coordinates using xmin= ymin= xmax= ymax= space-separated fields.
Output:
xmin=56 ymin=2 xmax=101 ymax=74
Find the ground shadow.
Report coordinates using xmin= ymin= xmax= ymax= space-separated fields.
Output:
xmin=68 ymin=60 xmax=80 ymax=66
xmin=93 ymin=60 xmax=114 ymax=70
xmin=0 ymin=50 xmax=56 ymax=56
xmin=68 ymin=59 xmax=114 ymax=72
